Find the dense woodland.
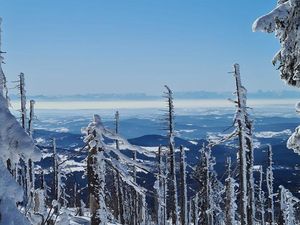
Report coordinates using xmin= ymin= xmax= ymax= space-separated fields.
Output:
xmin=1 ymin=0 xmax=300 ymax=224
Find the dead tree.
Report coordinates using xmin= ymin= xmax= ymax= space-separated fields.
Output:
xmin=258 ymin=166 xmax=265 ymax=225
xmin=27 ymin=100 xmax=36 ymax=209
xmin=52 ymin=138 xmax=60 ymax=213
xmin=28 ymin=100 xmax=35 ymax=137
xmin=115 ymin=111 xmax=120 ymax=149
xmin=18 ymin=72 xmax=34 ymax=208
xmin=0 ymin=18 xmax=8 ymax=105
xmin=0 ymin=18 xmax=8 ymax=102
xmin=232 ymin=64 xmax=255 ymax=225
xmin=179 ymin=145 xmax=187 ymax=225
xmin=224 ymin=157 xmax=238 ymax=225
xmin=156 ymin=145 xmax=167 ymax=225
xmin=87 ymin=130 xmax=102 ymax=225
xmin=164 ymin=85 xmax=179 ymax=225
xmin=133 ymin=148 xmax=138 ymax=225
xmin=266 ymin=145 xmax=275 ymax=225
xmin=19 ymin=72 xmax=27 ymax=130
xmin=86 ymin=116 xmax=107 ymax=225
xmin=114 ymin=110 xmax=125 ymax=224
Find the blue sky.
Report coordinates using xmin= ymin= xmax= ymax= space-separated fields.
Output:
xmin=0 ymin=0 xmax=293 ymax=95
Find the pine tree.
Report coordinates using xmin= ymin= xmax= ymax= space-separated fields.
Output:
xmin=253 ymin=0 xmax=300 ymax=155
xmin=253 ymin=0 xmax=300 ymax=87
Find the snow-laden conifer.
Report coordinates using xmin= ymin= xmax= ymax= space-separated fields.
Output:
xmin=253 ymin=0 xmax=300 ymax=87
xmin=253 ymin=0 xmax=300 ymax=156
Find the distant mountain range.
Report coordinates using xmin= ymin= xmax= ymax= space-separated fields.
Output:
xmin=9 ymin=90 xmax=300 ymax=101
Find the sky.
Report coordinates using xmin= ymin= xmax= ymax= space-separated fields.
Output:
xmin=0 ymin=0 xmax=295 ymax=95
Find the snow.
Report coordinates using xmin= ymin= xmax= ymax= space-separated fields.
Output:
xmin=287 ymin=125 xmax=300 ymax=155
xmin=179 ymin=129 xmax=196 ymax=133
xmin=255 ymin=129 xmax=292 ymax=138
xmin=189 ymin=140 xmax=198 ymax=145
xmin=253 ymin=0 xmax=300 ymax=87
xmin=0 ymin=161 xmax=30 ymax=225
xmin=55 ymin=127 xmax=70 ymax=133
xmin=0 ymin=94 xmax=40 ymax=163
xmin=35 ymin=137 xmax=45 ymax=144
xmin=252 ymin=2 xmax=291 ymax=33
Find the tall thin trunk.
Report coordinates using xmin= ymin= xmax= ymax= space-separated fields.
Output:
xmin=157 ymin=145 xmax=167 ymax=225
xmin=164 ymin=85 xmax=179 ymax=225
xmin=53 ymin=138 xmax=59 ymax=202
xmin=87 ymin=127 xmax=107 ymax=225
xmin=52 ymin=138 xmax=60 ymax=214
xmin=258 ymin=166 xmax=265 ymax=225
xmin=266 ymin=145 xmax=275 ymax=225
xmin=114 ymin=110 xmax=125 ymax=223
xmin=0 ymin=18 xmax=8 ymax=104
xmin=87 ymin=130 xmax=101 ymax=225
xmin=133 ymin=149 xmax=137 ymax=225
xmin=19 ymin=72 xmax=27 ymax=130
xmin=28 ymin=100 xmax=35 ymax=137
xmin=117 ymin=170 xmax=125 ymax=224
xmin=233 ymin=64 xmax=254 ymax=225
xmin=27 ymin=100 xmax=35 ymax=209
xmin=179 ymin=145 xmax=187 ymax=225
xmin=224 ymin=157 xmax=237 ymax=225
xmin=115 ymin=111 xmax=120 ymax=149
xmin=194 ymin=193 xmax=199 ymax=225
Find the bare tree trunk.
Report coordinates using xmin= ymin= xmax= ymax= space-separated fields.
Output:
xmin=28 ymin=100 xmax=35 ymax=137
xmin=114 ymin=110 xmax=125 ymax=224
xmin=19 ymin=72 xmax=27 ymax=130
xmin=258 ymin=166 xmax=265 ymax=225
xmin=0 ymin=18 xmax=9 ymax=104
xmin=87 ymin=131 xmax=101 ymax=225
xmin=179 ymin=145 xmax=187 ymax=225
xmin=233 ymin=64 xmax=251 ymax=225
xmin=164 ymin=85 xmax=179 ymax=225
xmin=132 ymin=149 xmax=138 ymax=225
xmin=27 ymin=100 xmax=35 ymax=208
xmin=52 ymin=138 xmax=59 ymax=213
xmin=266 ymin=145 xmax=275 ymax=225
xmin=117 ymin=170 xmax=125 ymax=224
xmin=115 ymin=111 xmax=120 ymax=149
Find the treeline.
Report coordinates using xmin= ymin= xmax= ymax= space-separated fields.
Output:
xmin=1 ymin=63 xmax=299 ymax=225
